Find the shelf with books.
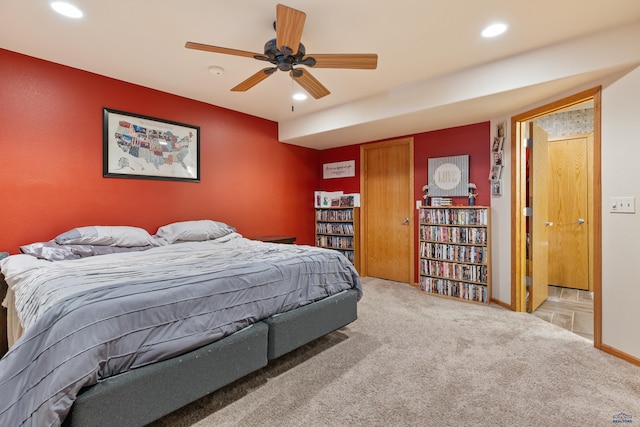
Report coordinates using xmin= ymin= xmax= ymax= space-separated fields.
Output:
xmin=315 ymin=207 xmax=360 ymax=272
xmin=418 ymin=206 xmax=491 ymax=304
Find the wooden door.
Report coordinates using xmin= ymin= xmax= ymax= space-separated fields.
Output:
xmin=530 ymin=123 xmax=550 ymax=312
xmin=547 ymin=135 xmax=591 ymax=290
xmin=361 ymin=138 xmax=414 ymax=283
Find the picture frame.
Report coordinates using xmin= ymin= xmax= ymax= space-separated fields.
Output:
xmin=491 ymin=179 xmax=503 ymax=197
xmin=427 ymin=155 xmax=469 ymax=197
xmin=492 ymin=150 xmax=504 ymax=166
xmin=323 ymin=160 xmax=356 ymax=179
xmin=491 ymin=136 xmax=505 ymax=153
xmin=103 ymin=108 xmax=200 ymax=182
xmin=489 ymin=165 xmax=502 ymax=181
xmin=339 ymin=195 xmax=355 ymax=207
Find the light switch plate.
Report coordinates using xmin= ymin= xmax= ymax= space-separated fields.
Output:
xmin=610 ymin=196 xmax=636 ymax=213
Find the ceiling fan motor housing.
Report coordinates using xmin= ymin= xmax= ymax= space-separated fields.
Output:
xmin=262 ymin=39 xmax=315 ymax=71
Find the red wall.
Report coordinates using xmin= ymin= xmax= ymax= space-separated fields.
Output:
xmin=0 ymin=47 xmax=492 ymax=274
xmin=414 ymin=123 xmax=491 ymax=207
xmin=318 ymin=123 xmax=491 ymax=282
xmin=413 ymin=123 xmax=491 ymax=281
xmin=0 ymin=49 xmax=321 ymax=253
xmin=317 ymin=145 xmax=361 ymax=193
xmin=318 ymin=124 xmax=491 ymax=201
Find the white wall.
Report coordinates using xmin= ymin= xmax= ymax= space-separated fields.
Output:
xmin=490 ymin=66 xmax=640 ymax=360
xmin=601 ymin=66 xmax=640 ymax=358
xmin=489 ymin=118 xmax=511 ymax=305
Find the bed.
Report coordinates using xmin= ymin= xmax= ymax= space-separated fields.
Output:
xmin=0 ymin=221 xmax=362 ymax=426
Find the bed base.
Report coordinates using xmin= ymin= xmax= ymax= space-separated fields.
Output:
xmin=63 ymin=289 xmax=358 ymax=427
xmin=264 ymin=288 xmax=358 ymax=359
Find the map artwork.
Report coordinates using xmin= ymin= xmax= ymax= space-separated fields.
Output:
xmin=104 ymin=109 xmax=199 ymax=181
xmin=114 ymin=120 xmax=193 ymax=172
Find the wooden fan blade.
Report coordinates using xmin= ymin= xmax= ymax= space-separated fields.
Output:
xmin=276 ymin=4 xmax=306 ymax=55
xmin=290 ymin=69 xmax=330 ymax=99
xmin=305 ymin=54 xmax=378 ymax=69
xmin=231 ymin=68 xmax=275 ymax=92
xmin=185 ymin=41 xmax=260 ymax=58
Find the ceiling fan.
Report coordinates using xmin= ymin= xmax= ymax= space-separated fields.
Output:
xmin=185 ymin=3 xmax=378 ymax=99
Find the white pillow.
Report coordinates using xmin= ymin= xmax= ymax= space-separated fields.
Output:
xmin=155 ymin=220 xmax=235 ymax=244
xmin=55 ymin=226 xmax=159 ymax=247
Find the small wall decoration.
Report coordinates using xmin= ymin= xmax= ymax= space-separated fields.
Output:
xmin=491 ymin=136 xmax=504 ymax=152
xmin=339 ymin=194 xmax=356 ymax=207
xmin=103 ymin=108 xmax=200 ymax=182
xmin=323 ymin=160 xmax=355 ymax=179
xmin=468 ymin=183 xmax=478 ymax=205
xmin=492 ymin=150 xmax=503 ymax=166
xmin=314 ymin=191 xmax=360 ymax=207
xmin=491 ymin=179 xmax=503 ymax=197
xmin=428 ymin=155 xmax=469 ymax=197
xmin=489 ymin=165 xmax=502 ymax=181
xmin=489 ymin=121 xmax=506 ymax=190
xmin=422 ymin=184 xmax=430 ymax=205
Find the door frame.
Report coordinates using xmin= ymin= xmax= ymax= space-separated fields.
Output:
xmin=360 ymin=137 xmax=415 ymax=280
xmin=511 ymin=86 xmax=602 ymax=347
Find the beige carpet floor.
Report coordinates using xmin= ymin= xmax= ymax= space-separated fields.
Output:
xmin=151 ymin=277 xmax=640 ymax=427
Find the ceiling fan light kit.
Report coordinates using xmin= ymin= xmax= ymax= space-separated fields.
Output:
xmin=185 ymin=4 xmax=378 ymax=99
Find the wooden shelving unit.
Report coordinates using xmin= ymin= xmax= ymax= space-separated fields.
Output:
xmin=418 ymin=206 xmax=491 ymax=304
xmin=315 ymin=207 xmax=360 ymax=272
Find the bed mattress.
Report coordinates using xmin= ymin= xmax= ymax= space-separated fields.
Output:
xmin=0 ymin=234 xmax=362 ymax=426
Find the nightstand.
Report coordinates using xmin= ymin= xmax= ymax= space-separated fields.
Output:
xmin=253 ymin=235 xmax=296 ymax=244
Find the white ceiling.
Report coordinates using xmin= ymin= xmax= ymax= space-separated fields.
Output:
xmin=2 ymin=1 xmax=640 ymax=149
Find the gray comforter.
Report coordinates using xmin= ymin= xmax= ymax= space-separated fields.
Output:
xmin=0 ymin=234 xmax=362 ymax=426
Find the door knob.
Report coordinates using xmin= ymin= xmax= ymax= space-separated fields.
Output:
xmin=545 ymin=221 xmax=554 ymax=226
xmin=577 ymin=218 xmax=585 ymax=224
xmin=403 ymin=218 xmax=410 ymax=224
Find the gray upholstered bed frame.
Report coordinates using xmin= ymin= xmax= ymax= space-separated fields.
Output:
xmin=62 ymin=289 xmax=358 ymax=427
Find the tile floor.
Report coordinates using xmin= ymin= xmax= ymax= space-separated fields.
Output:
xmin=533 ymin=285 xmax=594 ymax=341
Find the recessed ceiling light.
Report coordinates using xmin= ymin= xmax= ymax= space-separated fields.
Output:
xmin=292 ymin=93 xmax=308 ymax=101
xmin=482 ymin=23 xmax=507 ymax=38
xmin=50 ymin=2 xmax=84 ymax=19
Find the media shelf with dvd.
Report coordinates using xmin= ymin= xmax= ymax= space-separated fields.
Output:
xmin=418 ymin=206 xmax=491 ymax=304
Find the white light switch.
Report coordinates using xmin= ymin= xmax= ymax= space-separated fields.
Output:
xmin=610 ymin=196 xmax=636 ymax=213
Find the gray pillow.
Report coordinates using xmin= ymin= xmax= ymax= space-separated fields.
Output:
xmin=155 ymin=220 xmax=236 ymax=244
xmin=55 ymin=226 xmax=159 ymax=247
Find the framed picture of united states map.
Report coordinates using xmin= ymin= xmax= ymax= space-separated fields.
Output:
xmin=103 ymin=108 xmax=200 ymax=182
